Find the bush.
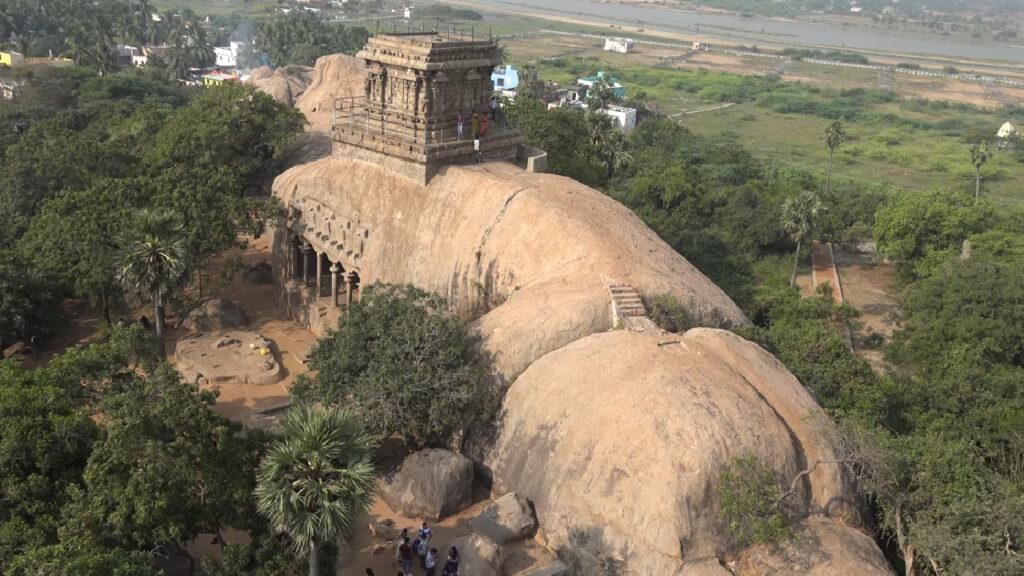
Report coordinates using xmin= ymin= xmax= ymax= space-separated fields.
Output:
xmin=717 ymin=456 xmax=792 ymax=547
xmin=645 ymin=294 xmax=691 ymax=333
xmin=293 ymin=283 xmax=494 ymax=445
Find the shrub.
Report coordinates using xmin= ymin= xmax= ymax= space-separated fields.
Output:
xmin=717 ymin=456 xmax=792 ymax=547
xmin=645 ymin=293 xmax=692 ymax=333
xmin=293 ymin=283 xmax=494 ymax=445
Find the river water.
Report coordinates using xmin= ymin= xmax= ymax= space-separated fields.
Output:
xmin=461 ymin=0 xmax=1024 ymax=62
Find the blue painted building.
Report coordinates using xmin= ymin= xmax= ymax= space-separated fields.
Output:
xmin=491 ymin=65 xmax=519 ymax=92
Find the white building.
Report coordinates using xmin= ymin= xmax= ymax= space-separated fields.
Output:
xmin=604 ymin=37 xmax=636 ymax=53
xmin=601 ymin=104 xmax=637 ymax=132
xmin=214 ymin=41 xmax=246 ymax=68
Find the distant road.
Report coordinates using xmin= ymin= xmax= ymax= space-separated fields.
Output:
xmin=454 ymin=0 xmax=1024 ymax=63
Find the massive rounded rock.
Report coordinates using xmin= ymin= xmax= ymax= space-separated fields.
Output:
xmin=242 ymin=261 xmax=274 ymax=285
xmin=178 ymin=298 xmax=248 ymax=332
xmin=295 ymin=54 xmax=366 ymax=132
xmin=484 ymin=328 xmax=864 ymax=575
xmin=272 ymin=159 xmax=747 ymax=380
xmin=469 ymin=492 xmax=537 ymax=544
xmin=378 ymin=449 xmax=474 ymax=521
xmin=449 ymin=533 xmax=506 ymax=576
xmin=248 ymin=64 xmax=313 ymax=106
xmin=737 ymin=517 xmax=893 ymax=575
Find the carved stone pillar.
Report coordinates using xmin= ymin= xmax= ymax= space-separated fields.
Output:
xmin=315 ymin=252 xmax=324 ymax=296
xmin=346 ymin=273 xmax=355 ymax=307
xmin=330 ymin=263 xmax=340 ymax=307
xmin=301 ymin=243 xmax=311 ymax=285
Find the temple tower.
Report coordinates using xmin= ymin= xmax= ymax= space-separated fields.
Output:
xmin=332 ymin=32 xmax=525 ymax=182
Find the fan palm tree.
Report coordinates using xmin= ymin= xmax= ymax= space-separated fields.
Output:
xmin=781 ymin=191 xmax=826 ymax=288
xmin=116 ymin=208 xmax=188 ymax=345
xmin=824 ymin=121 xmax=846 ymax=197
xmin=970 ymin=142 xmax=993 ymax=203
xmin=586 ymin=112 xmax=631 ymax=179
xmin=255 ymin=405 xmax=376 ymax=576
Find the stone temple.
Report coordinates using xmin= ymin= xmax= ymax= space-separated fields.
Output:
xmin=332 ymin=31 xmax=531 ymax=183
xmin=274 ymin=31 xmax=543 ymax=331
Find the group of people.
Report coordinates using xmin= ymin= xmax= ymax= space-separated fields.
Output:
xmin=365 ymin=522 xmax=460 ymax=576
xmin=456 ymin=97 xmax=499 ymax=141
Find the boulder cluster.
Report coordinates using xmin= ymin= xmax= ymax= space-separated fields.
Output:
xmin=373 ymin=448 xmax=565 ymax=576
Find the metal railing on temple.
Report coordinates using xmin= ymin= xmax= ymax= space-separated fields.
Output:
xmin=372 ymin=21 xmax=494 ymax=42
xmin=332 ymin=95 xmax=513 ymax=148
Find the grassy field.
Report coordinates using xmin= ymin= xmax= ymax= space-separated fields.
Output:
xmin=497 ymin=28 xmax=1024 ymax=205
xmin=683 ymin=104 xmax=1023 ymax=205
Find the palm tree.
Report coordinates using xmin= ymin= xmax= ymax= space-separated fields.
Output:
xmin=255 ymin=405 xmax=376 ymax=576
xmin=781 ymin=191 xmax=826 ymax=288
xmin=586 ymin=112 xmax=631 ymax=179
xmin=824 ymin=121 xmax=846 ymax=197
xmin=116 ymin=208 xmax=188 ymax=345
xmin=970 ymin=142 xmax=993 ymax=203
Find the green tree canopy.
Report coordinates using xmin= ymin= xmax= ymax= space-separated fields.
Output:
xmin=254 ymin=12 xmax=369 ymax=67
xmin=294 ymin=283 xmax=494 ymax=445
xmin=873 ymin=189 xmax=991 ymax=278
xmin=0 ymin=364 xmax=99 ymax=570
xmin=0 ymin=250 xmax=63 ymax=348
xmin=65 ymin=364 xmax=261 ymax=553
xmin=889 ymin=253 xmax=1024 ymax=372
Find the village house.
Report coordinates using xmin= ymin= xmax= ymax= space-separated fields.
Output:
xmin=214 ymin=41 xmax=247 ymax=68
xmin=601 ymin=104 xmax=638 ymax=132
xmin=202 ymin=72 xmax=241 ymax=86
xmin=577 ymin=71 xmax=626 ymax=99
xmin=0 ymin=51 xmax=24 ymax=68
xmin=110 ymin=45 xmax=142 ymax=67
xmin=604 ymin=37 xmax=636 ymax=53
xmin=491 ymin=64 xmax=519 ymax=96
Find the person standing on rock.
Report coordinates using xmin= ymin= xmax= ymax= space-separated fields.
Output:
xmin=489 ymin=96 xmax=498 ymax=120
xmin=480 ymin=112 xmax=489 ymax=138
xmin=425 ymin=548 xmax=438 ymax=576
xmin=471 ymin=112 xmax=480 ymax=140
xmin=456 ymin=111 xmax=464 ymax=140
xmin=399 ymin=536 xmax=414 ymax=576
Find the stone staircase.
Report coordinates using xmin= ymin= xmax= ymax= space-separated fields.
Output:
xmin=606 ymin=280 xmax=661 ymax=333
xmin=607 ymin=282 xmax=647 ymax=318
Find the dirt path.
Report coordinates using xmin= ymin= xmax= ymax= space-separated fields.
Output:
xmin=810 ymin=241 xmax=843 ymax=304
xmin=833 ymin=245 xmax=901 ymax=370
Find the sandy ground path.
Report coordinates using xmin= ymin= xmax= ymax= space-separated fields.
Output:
xmin=833 ymin=246 xmax=900 ymax=371
xmin=166 ymin=234 xmax=317 ymax=426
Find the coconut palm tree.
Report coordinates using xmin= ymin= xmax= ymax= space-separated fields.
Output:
xmin=781 ymin=191 xmax=826 ymax=288
xmin=116 ymin=208 xmax=188 ymax=345
xmin=255 ymin=405 xmax=376 ymax=576
xmin=824 ymin=121 xmax=846 ymax=197
xmin=970 ymin=142 xmax=993 ymax=203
